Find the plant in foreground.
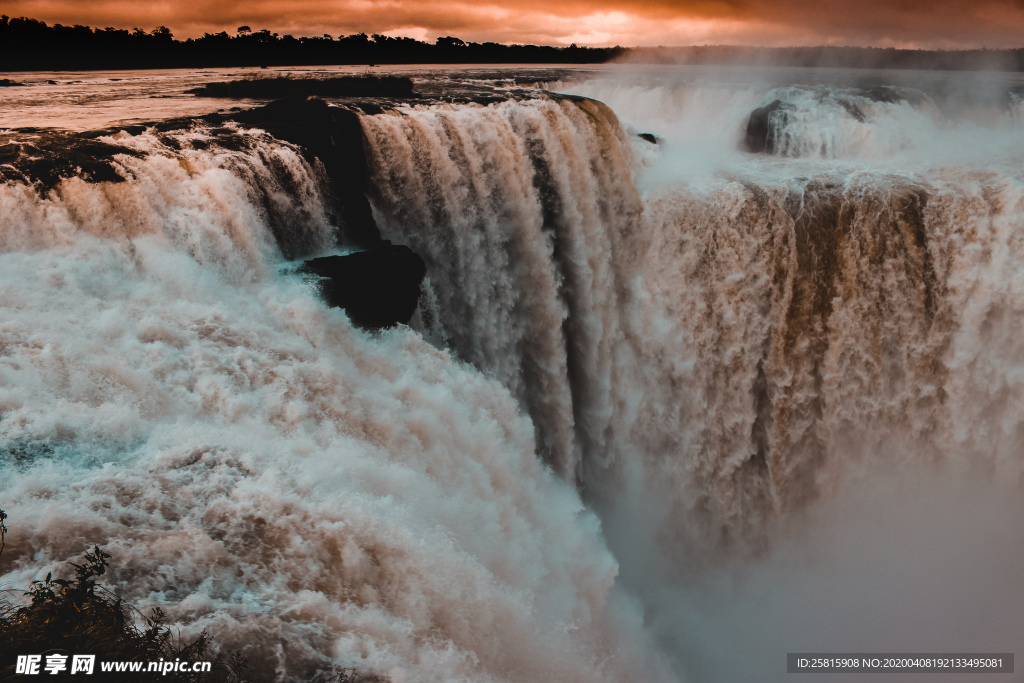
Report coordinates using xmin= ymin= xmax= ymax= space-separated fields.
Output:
xmin=0 ymin=515 xmax=382 ymax=682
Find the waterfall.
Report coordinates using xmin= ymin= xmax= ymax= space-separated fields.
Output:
xmin=360 ymin=94 xmax=1024 ymax=548
xmin=355 ymin=89 xmax=1024 ymax=679
xmin=362 ymin=98 xmax=643 ymax=481
xmin=0 ymin=119 xmax=669 ymax=682
xmin=3 ymin=70 xmax=1024 ymax=682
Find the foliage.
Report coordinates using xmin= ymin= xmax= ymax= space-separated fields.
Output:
xmin=0 ymin=15 xmax=621 ymax=71
xmin=0 ymin=545 xmax=246 ymax=681
xmin=0 ymin=516 xmax=385 ymax=681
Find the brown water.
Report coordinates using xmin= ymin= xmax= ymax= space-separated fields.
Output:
xmin=1 ymin=65 xmax=1023 ymax=682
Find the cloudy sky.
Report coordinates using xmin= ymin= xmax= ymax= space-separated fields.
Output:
xmin=6 ymin=0 xmax=1024 ymax=47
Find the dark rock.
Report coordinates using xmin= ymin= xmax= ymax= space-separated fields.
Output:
xmin=79 ymin=125 xmax=148 ymax=138
xmin=638 ymin=132 xmax=658 ymax=144
xmin=151 ymin=117 xmax=201 ymax=133
xmin=825 ymin=86 xmax=927 ymax=118
xmin=513 ymin=75 xmax=561 ymax=86
xmin=0 ymin=130 xmax=144 ymax=190
xmin=351 ymin=102 xmax=384 ymax=115
xmin=1004 ymin=87 xmax=1024 ymax=114
xmin=834 ymin=97 xmax=866 ymax=122
xmin=745 ymin=99 xmax=793 ymax=154
xmin=300 ymin=242 xmax=427 ymax=330
xmin=1 ymin=440 xmax=54 ymax=463
xmin=857 ymin=85 xmax=918 ymax=105
xmin=186 ymin=75 xmax=415 ymax=99
xmin=231 ymin=97 xmax=382 ymax=249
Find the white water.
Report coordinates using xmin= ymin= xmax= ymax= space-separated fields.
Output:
xmin=553 ymin=69 xmax=1024 ymax=177
xmin=3 ymin=67 xmax=1024 ymax=682
xmin=360 ymin=72 xmax=1024 ymax=680
xmin=361 ymin=98 xmax=643 ymax=481
xmin=0 ymin=122 xmax=669 ymax=681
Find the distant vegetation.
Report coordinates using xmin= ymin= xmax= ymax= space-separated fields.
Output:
xmin=0 ymin=16 xmax=618 ymax=71
xmin=619 ymin=44 xmax=1024 ymax=72
xmin=4 ymin=15 xmax=1023 ymax=72
xmin=187 ymin=75 xmax=415 ymax=99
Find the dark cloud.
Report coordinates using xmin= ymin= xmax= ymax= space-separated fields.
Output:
xmin=5 ymin=0 xmax=1024 ymax=47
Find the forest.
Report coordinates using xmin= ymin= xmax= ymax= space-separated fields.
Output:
xmin=0 ymin=16 xmax=620 ymax=70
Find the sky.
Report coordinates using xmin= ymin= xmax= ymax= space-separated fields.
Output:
xmin=5 ymin=0 xmax=1024 ymax=48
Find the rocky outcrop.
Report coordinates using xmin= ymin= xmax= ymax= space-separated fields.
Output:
xmin=300 ymin=242 xmax=427 ymax=330
xmin=230 ymin=97 xmax=382 ymax=250
xmin=0 ymin=129 xmax=144 ymax=190
xmin=187 ymin=75 xmax=416 ymax=99
xmin=745 ymin=99 xmax=793 ymax=154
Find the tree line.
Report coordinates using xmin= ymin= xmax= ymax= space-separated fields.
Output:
xmin=0 ymin=16 xmax=622 ymax=71
xmin=624 ymin=45 xmax=1024 ymax=72
xmin=3 ymin=16 xmax=1023 ymax=73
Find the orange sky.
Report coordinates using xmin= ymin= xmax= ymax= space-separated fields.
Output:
xmin=5 ymin=0 xmax=1024 ymax=48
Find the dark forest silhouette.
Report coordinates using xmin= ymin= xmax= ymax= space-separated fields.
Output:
xmin=0 ymin=16 xmax=619 ymax=70
xmin=623 ymin=45 xmax=1024 ymax=72
xmin=2 ymin=15 xmax=1024 ymax=72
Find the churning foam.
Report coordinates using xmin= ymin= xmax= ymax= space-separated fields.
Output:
xmin=357 ymin=78 xmax=1024 ymax=680
xmin=3 ymin=70 xmax=1024 ymax=682
xmin=553 ymin=71 xmax=1024 ymax=181
xmin=361 ymin=98 xmax=643 ymax=482
xmin=359 ymin=86 xmax=1024 ymax=535
xmin=0 ymin=123 xmax=670 ymax=682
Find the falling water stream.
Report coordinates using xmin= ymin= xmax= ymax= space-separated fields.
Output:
xmin=2 ymin=65 xmax=1023 ymax=682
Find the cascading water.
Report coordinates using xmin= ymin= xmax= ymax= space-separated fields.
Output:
xmin=0 ymin=120 xmax=670 ymax=682
xmin=361 ymin=98 xmax=643 ymax=481
xmin=360 ymin=77 xmax=1024 ymax=536
xmin=3 ymin=66 xmax=1024 ymax=683
xmin=357 ymin=73 xmax=1024 ymax=680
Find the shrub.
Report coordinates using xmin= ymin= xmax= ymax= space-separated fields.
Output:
xmin=0 ymin=545 xmax=241 ymax=681
xmin=0 ymin=513 xmax=382 ymax=682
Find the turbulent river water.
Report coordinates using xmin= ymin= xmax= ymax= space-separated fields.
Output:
xmin=2 ymin=65 xmax=1024 ymax=682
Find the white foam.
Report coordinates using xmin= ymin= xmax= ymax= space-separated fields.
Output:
xmin=0 ymin=125 xmax=670 ymax=682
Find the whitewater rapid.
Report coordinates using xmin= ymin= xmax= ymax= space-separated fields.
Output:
xmin=363 ymin=80 xmax=1024 ymax=535
xmin=357 ymin=76 xmax=1024 ymax=680
xmin=3 ymin=67 xmax=1024 ymax=682
xmin=0 ymin=120 xmax=668 ymax=681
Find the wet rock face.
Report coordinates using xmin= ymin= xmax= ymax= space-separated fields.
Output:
xmin=0 ymin=129 xmax=144 ymax=190
xmin=186 ymin=75 xmax=416 ymax=99
xmin=300 ymin=243 xmax=427 ymax=330
xmin=745 ymin=99 xmax=793 ymax=154
xmin=231 ymin=97 xmax=383 ymax=249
